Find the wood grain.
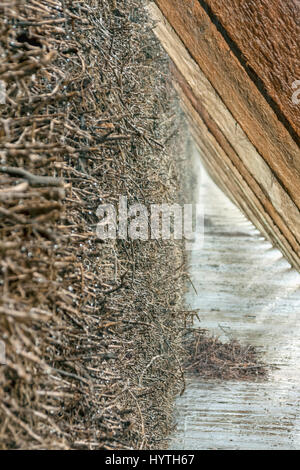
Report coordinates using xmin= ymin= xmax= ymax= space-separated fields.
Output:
xmin=204 ymin=0 xmax=300 ymax=138
xmin=148 ymin=2 xmax=300 ymax=270
xmin=153 ymin=0 xmax=300 ymax=209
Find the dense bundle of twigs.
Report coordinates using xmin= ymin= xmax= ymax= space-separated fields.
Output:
xmin=0 ymin=0 xmax=187 ymax=449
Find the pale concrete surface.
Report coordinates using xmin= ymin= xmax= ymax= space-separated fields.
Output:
xmin=170 ymin=152 xmax=300 ymax=450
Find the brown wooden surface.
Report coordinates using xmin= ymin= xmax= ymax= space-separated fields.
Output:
xmin=149 ymin=2 xmax=300 ymax=270
xmin=204 ymin=0 xmax=300 ymax=139
xmin=154 ymin=0 xmax=300 ymax=211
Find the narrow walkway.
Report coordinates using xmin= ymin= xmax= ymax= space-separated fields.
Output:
xmin=170 ymin=163 xmax=300 ymax=450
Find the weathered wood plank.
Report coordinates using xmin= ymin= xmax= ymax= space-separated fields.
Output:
xmin=204 ymin=0 xmax=300 ymax=138
xmin=153 ymin=0 xmax=300 ymax=210
xmin=151 ymin=5 xmax=300 ymax=267
xmin=148 ymin=3 xmax=300 ymax=267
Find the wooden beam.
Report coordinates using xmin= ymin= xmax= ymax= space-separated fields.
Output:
xmin=148 ymin=3 xmax=300 ymax=269
xmin=204 ymin=0 xmax=300 ymax=138
xmin=152 ymin=0 xmax=300 ymax=210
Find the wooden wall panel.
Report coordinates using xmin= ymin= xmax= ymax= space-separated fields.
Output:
xmin=153 ymin=0 xmax=300 ymax=210
xmin=204 ymin=0 xmax=300 ymax=139
xmin=148 ymin=2 xmax=300 ymax=271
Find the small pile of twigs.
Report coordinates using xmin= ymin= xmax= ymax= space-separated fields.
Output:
xmin=183 ymin=329 xmax=267 ymax=380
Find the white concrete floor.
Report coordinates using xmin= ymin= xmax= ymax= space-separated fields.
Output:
xmin=169 ymin=152 xmax=300 ymax=450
